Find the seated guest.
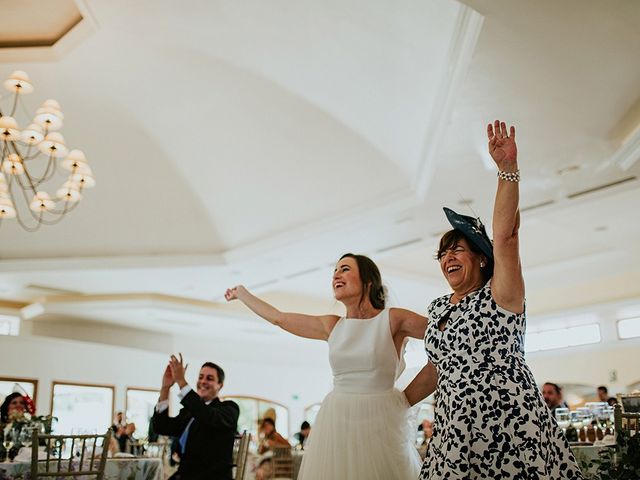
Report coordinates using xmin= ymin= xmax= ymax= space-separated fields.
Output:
xmin=152 ymin=354 xmax=239 ymax=480
xmin=293 ymin=421 xmax=311 ymax=450
xmin=418 ymin=419 xmax=434 ymax=446
xmin=255 ymin=418 xmax=292 ymax=480
xmin=117 ymin=422 xmax=137 ymax=453
xmin=597 ymin=385 xmax=618 ymax=405
xmin=257 ymin=418 xmax=291 ymax=455
xmin=597 ymin=385 xmax=608 ymax=402
xmin=0 ymin=393 xmax=27 ymax=425
xmin=542 ymin=382 xmax=567 ymax=415
xmin=111 ymin=411 xmax=126 ymax=434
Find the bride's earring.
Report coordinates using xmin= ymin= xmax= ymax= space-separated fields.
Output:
xmin=480 ymin=261 xmax=485 ymax=268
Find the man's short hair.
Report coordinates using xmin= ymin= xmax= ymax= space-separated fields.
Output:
xmin=544 ymin=382 xmax=561 ymax=395
xmin=201 ymin=362 xmax=225 ymax=384
xmin=598 ymin=386 xmax=608 ymax=394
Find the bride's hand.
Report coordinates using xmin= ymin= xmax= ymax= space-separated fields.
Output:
xmin=224 ymin=285 xmax=246 ymax=301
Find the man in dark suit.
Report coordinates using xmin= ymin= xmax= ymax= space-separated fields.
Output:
xmin=152 ymin=354 xmax=239 ymax=480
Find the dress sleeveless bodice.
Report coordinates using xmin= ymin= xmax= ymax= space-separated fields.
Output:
xmin=298 ymin=308 xmax=421 ymax=479
xmin=328 ymin=309 xmax=405 ymax=394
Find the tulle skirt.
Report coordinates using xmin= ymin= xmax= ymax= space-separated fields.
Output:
xmin=298 ymin=388 xmax=421 ymax=480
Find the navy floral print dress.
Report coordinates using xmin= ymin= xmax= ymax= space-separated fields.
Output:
xmin=420 ymin=283 xmax=583 ymax=479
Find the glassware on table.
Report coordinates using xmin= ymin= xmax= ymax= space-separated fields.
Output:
xmin=2 ymin=429 xmax=17 ymax=462
xmin=576 ymin=407 xmax=594 ymax=442
xmin=555 ymin=407 xmax=571 ymax=433
xmin=19 ymin=427 xmax=33 ymax=449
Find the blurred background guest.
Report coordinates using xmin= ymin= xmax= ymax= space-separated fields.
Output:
xmin=0 ymin=393 xmax=27 ymax=425
xmin=418 ymin=419 xmax=434 ymax=446
xmin=294 ymin=421 xmax=311 ymax=450
xmin=542 ymin=382 xmax=568 ymax=415
xmin=117 ymin=422 xmax=137 ymax=453
xmin=597 ymin=385 xmax=617 ymax=406
xmin=255 ymin=418 xmax=292 ymax=480
xmin=111 ymin=411 xmax=126 ymax=434
xmin=257 ymin=418 xmax=290 ymax=455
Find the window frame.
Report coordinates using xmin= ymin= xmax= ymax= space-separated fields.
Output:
xmin=0 ymin=376 xmax=39 ymax=407
xmin=50 ymin=380 xmax=115 ymax=432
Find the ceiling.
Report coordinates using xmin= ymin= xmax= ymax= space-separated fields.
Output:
xmin=1 ymin=0 xmax=639 ymax=348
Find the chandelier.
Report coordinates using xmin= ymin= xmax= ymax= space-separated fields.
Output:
xmin=0 ymin=70 xmax=95 ymax=231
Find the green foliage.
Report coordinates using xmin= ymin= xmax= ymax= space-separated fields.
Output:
xmin=583 ymin=431 xmax=640 ymax=480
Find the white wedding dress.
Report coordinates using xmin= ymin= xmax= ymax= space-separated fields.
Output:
xmin=297 ymin=309 xmax=421 ymax=480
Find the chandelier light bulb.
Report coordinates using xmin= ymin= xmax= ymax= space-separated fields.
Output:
xmin=0 ymin=197 xmax=17 ymax=218
xmin=20 ymin=123 xmax=45 ymax=145
xmin=62 ymin=150 xmax=90 ymax=172
xmin=29 ymin=191 xmax=55 ymax=212
xmin=3 ymin=70 xmax=34 ymax=95
xmin=34 ymin=106 xmax=63 ymax=131
xmin=42 ymin=99 xmax=61 ymax=110
xmin=56 ymin=184 xmax=82 ymax=202
xmin=38 ymin=132 xmax=69 ymax=158
xmin=0 ymin=115 xmax=21 ymax=141
xmin=71 ymin=172 xmax=96 ymax=188
xmin=0 ymin=70 xmax=94 ymax=229
xmin=2 ymin=154 xmax=25 ymax=175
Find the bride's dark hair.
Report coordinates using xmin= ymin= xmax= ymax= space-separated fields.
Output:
xmin=340 ymin=253 xmax=386 ymax=309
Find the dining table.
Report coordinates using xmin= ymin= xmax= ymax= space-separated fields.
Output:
xmin=0 ymin=456 xmax=163 ymax=480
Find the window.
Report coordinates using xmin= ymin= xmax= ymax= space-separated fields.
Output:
xmin=224 ymin=396 xmax=289 ymax=439
xmin=525 ymin=324 xmax=601 ymax=353
xmin=126 ymin=388 xmax=159 ymax=439
xmin=0 ymin=377 xmax=37 ymax=411
xmin=617 ymin=317 xmax=640 ymax=340
xmin=51 ymin=382 xmax=114 ymax=434
xmin=0 ymin=315 xmax=20 ymax=336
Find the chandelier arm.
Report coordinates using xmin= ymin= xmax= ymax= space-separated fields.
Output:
xmin=17 ymin=160 xmax=41 ymax=195
xmin=19 ymin=94 xmax=34 ymax=120
xmin=41 ymin=201 xmax=80 ymax=223
xmin=9 ymin=92 xmax=19 ymax=118
xmin=8 ymin=179 xmax=46 ymax=231
xmin=14 ymin=207 xmax=45 ymax=232
xmin=8 ymin=141 xmax=35 ymax=164
xmin=1 ymin=143 xmax=8 ymax=172
xmin=20 ymin=153 xmax=57 ymax=186
xmin=22 ymin=145 xmax=40 ymax=161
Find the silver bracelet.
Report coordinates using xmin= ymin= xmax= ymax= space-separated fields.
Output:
xmin=497 ymin=169 xmax=520 ymax=182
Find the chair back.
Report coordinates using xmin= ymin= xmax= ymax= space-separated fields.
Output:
xmin=145 ymin=439 xmax=169 ymax=459
xmin=30 ymin=430 xmax=111 ymax=479
xmin=270 ymin=446 xmax=293 ymax=480
xmin=232 ymin=430 xmax=251 ymax=480
xmin=615 ymin=396 xmax=640 ymax=436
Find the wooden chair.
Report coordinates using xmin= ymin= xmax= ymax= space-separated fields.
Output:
xmin=30 ymin=430 xmax=111 ymax=479
xmin=145 ymin=439 xmax=169 ymax=459
xmin=124 ymin=438 xmax=144 ymax=456
xmin=269 ymin=446 xmax=294 ymax=480
xmin=232 ymin=430 xmax=251 ymax=480
xmin=615 ymin=393 xmax=640 ymax=435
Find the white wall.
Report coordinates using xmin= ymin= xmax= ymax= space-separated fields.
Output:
xmin=0 ymin=330 xmax=333 ymax=437
xmin=526 ymin=339 xmax=640 ymax=395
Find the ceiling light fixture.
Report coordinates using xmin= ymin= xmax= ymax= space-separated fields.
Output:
xmin=0 ymin=70 xmax=95 ymax=231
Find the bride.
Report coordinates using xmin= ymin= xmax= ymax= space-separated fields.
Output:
xmin=225 ymin=253 xmax=437 ymax=479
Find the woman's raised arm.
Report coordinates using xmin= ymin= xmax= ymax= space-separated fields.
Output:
xmin=225 ymin=285 xmax=339 ymax=340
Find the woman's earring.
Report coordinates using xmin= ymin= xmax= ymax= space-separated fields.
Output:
xmin=480 ymin=262 xmax=485 ymax=268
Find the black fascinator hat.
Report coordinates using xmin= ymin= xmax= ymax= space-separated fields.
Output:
xmin=443 ymin=207 xmax=493 ymax=262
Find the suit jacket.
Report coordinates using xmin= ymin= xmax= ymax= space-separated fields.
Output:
xmin=152 ymin=390 xmax=239 ymax=480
